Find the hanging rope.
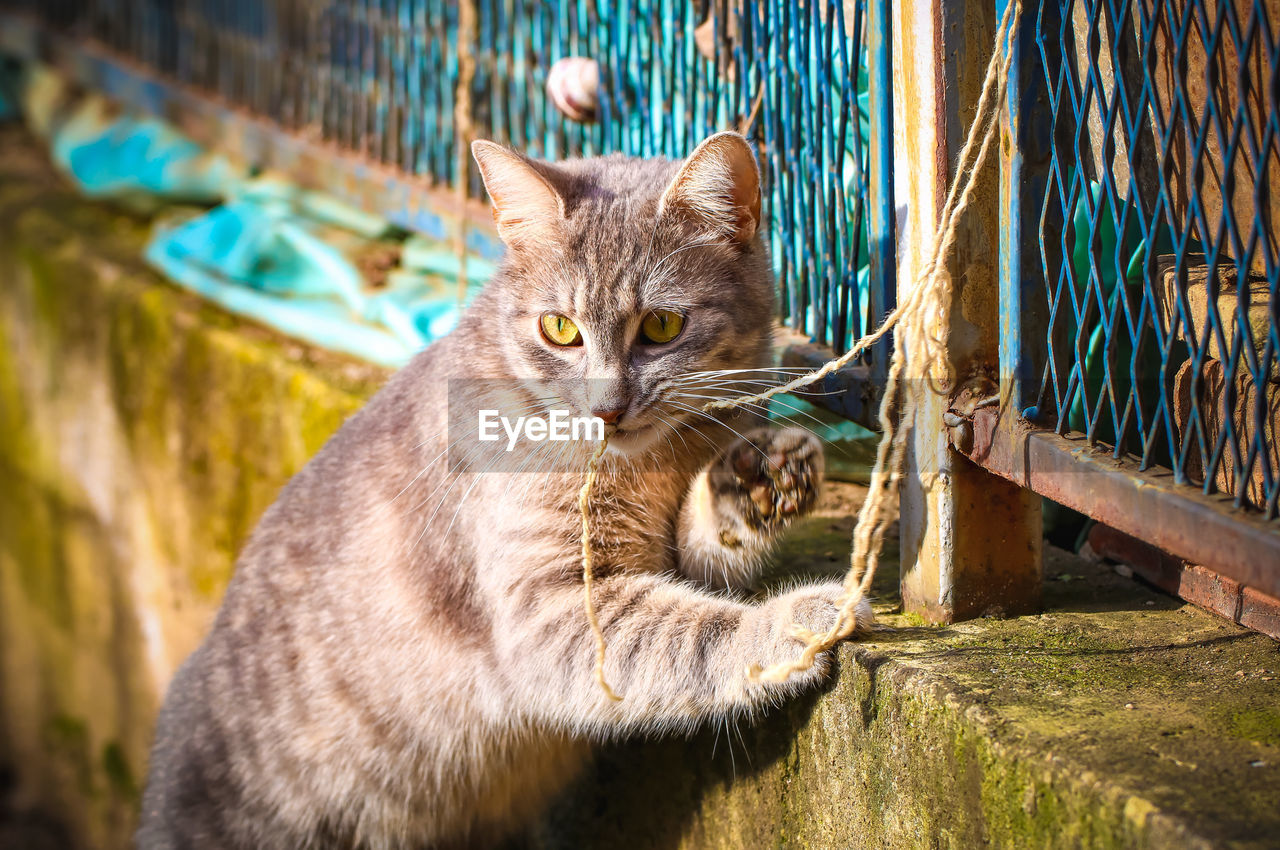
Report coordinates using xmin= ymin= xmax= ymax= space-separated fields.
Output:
xmin=581 ymin=2 xmax=1023 ymax=698
xmin=453 ymin=0 xmax=478 ymax=303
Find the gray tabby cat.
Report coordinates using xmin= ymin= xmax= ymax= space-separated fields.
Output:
xmin=136 ymin=131 xmax=872 ymax=849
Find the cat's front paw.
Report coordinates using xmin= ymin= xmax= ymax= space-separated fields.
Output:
xmin=778 ymin=583 xmax=875 ymax=642
xmin=718 ymin=427 xmax=823 ymax=533
xmin=746 ymin=582 xmax=875 ymax=692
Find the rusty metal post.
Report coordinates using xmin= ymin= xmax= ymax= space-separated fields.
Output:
xmin=892 ymin=0 xmax=1042 ymax=622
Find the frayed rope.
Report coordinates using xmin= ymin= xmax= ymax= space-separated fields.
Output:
xmin=581 ymin=1 xmax=1022 ymax=698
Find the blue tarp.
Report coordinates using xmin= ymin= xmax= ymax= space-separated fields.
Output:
xmin=32 ymin=76 xmax=490 ymax=367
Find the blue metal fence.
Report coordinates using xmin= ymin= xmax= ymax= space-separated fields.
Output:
xmin=3 ymin=0 xmax=895 ymax=377
xmin=1025 ymin=0 xmax=1280 ymax=520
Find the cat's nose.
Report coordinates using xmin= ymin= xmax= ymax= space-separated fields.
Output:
xmin=592 ymin=406 xmax=628 ymax=426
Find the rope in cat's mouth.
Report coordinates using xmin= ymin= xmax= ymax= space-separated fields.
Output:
xmin=581 ymin=1 xmax=1022 ymax=700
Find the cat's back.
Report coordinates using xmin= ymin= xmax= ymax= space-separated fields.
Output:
xmin=138 ymin=338 xmax=493 ymax=848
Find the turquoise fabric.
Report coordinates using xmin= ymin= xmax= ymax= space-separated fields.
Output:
xmin=145 ymin=186 xmax=493 ymax=367
xmin=39 ymin=89 xmax=493 ymax=367
xmin=51 ymin=105 xmax=236 ymax=202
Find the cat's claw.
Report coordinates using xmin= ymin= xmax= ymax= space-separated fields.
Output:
xmin=722 ymin=427 xmax=822 ymax=531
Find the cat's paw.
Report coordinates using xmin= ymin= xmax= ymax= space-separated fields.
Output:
xmin=749 ymin=583 xmax=875 ymax=689
xmin=717 ymin=427 xmax=823 ymax=533
xmin=775 ymin=582 xmax=874 ymax=643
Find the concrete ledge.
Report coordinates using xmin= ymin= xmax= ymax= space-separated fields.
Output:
xmin=1 ymin=128 xmax=1277 ymax=849
xmin=0 ymin=127 xmax=388 ymax=848
xmin=534 ymin=513 xmax=1280 ymax=849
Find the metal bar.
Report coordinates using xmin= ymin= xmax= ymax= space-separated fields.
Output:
xmin=961 ymin=406 xmax=1280 ymax=599
xmin=866 ymin=0 xmax=896 ymax=385
xmin=997 ymin=0 xmax=1053 ymax=411
xmin=894 ymin=0 xmax=1042 ymax=623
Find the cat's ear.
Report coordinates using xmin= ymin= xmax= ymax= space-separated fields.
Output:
xmin=471 ymin=140 xmax=565 ymax=245
xmin=658 ymin=131 xmax=762 ymax=245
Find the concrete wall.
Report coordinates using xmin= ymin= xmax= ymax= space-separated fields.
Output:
xmin=0 ymin=129 xmax=387 ymax=848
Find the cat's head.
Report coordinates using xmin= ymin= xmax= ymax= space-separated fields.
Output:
xmin=470 ymin=132 xmax=776 ymax=455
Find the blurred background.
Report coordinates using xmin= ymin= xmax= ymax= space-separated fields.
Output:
xmin=0 ymin=0 xmax=1278 ymax=846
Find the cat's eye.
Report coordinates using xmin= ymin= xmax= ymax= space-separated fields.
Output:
xmin=540 ymin=313 xmax=583 ymax=346
xmin=639 ymin=310 xmax=685 ymax=345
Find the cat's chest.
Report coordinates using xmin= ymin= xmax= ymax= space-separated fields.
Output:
xmin=585 ymin=467 xmax=691 ymax=572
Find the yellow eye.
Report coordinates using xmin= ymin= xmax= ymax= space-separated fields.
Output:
xmin=640 ymin=310 xmax=685 ymax=344
xmin=540 ymin=314 xmax=583 ymax=346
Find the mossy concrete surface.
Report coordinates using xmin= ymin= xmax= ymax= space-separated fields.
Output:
xmin=533 ymin=492 xmax=1280 ymax=849
xmin=0 ymin=127 xmax=389 ymax=849
xmin=2 ymin=128 xmax=1278 ymax=849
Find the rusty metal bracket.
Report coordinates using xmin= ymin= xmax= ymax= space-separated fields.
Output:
xmin=944 ymin=376 xmax=1001 ymax=454
xmin=958 ymin=405 xmax=1280 ymax=599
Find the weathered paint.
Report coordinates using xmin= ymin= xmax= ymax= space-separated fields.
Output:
xmin=996 ymin=0 xmax=1054 ymax=410
xmin=961 ymin=406 xmax=1280 ymax=599
xmin=866 ymin=0 xmax=897 ymax=387
xmin=893 ymin=0 xmax=1042 ymax=623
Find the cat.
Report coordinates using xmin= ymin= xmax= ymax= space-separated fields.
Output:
xmin=136 ymin=131 xmax=872 ymax=849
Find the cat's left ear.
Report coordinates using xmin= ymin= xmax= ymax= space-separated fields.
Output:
xmin=658 ymin=131 xmax=762 ymax=245
xmin=471 ymin=140 xmax=565 ymax=246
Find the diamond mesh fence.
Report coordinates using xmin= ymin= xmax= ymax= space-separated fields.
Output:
xmin=1036 ymin=0 xmax=1280 ymax=517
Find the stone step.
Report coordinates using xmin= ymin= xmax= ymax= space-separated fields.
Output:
xmin=531 ymin=488 xmax=1280 ymax=849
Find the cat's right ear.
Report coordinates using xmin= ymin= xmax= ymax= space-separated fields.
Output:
xmin=658 ymin=131 xmax=762 ymax=246
xmin=471 ymin=141 xmax=565 ymax=246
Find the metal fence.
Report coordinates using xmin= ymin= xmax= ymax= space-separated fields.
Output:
xmin=0 ymin=0 xmax=896 ymax=393
xmin=1030 ymin=0 xmax=1279 ymax=519
xmin=7 ymin=0 xmax=1276 ymax=602
xmin=978 ymin=0 xmax=1280 ymax=596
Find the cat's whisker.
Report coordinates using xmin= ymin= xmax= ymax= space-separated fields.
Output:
xmin=663 ymin=401 xmax=773 ymax=465
xmin=399 ymin=431 xmax=495 ymax=520
xmin=399 ymin=390 xmax=559 ymax=462
xmin=646 ymin=416 xmax=682 ymax=460
xmin=652 ymin=407 xmax=724 ymax=454
xmin=732 ymin=718 xmax=752 ymax=769
xmin=670 ymin=392 xmax=830 ymax=432
xmin=440 ymin=456 xmax=506 ymax=539
xmin=391 ymin=418 xmax=486 ymax=505
xmin=673 ymin=373 xmax=831 ymax=392
xmin=399 ymin=397 xmax=561 ymax=517
xmin=428 ymin=415 xmax=581 ymax=543
xmin=675 ymin=373 xmax=845 ymax=398
xmin=681 ymin=366 xmax=814 ymax=375
xmin=649 ymin=410 xmax=694 ymax=456
xmin=673 ymin=366 xmax=815 ymax=382
xmin=404 ymin=431 xmax=506 ymax=551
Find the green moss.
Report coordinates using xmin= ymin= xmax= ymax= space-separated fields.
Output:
xmin=2 ymin=473 xmax=73 ymax=629
xmin=1215 ymin=706 xmax=1280 ymax=749
xmin=101 ymin=741 xmax=139 ymax=802
xmin=0 ymin=127 xmax=389 ymax=850
xmin=45 ymin=714 xmax=94 ymax=796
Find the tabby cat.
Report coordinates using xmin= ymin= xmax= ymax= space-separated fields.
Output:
xmin=137 ymin=131 xmax=872 ymax=849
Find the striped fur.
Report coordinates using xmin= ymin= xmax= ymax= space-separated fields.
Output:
xmin=137 ymin=133 xmax=872 ymax=850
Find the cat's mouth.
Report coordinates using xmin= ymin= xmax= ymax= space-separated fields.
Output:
xmin=602 ymin=422 xmax=660 ymax=456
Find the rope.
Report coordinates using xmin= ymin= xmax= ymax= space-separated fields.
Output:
xmin=579 ymin=440 xmax=623 ymax=700
xmin=579 ymin=1 xmax=1022 ymax=697
xmin=453 ymin=0 xmax=478 ymax=303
